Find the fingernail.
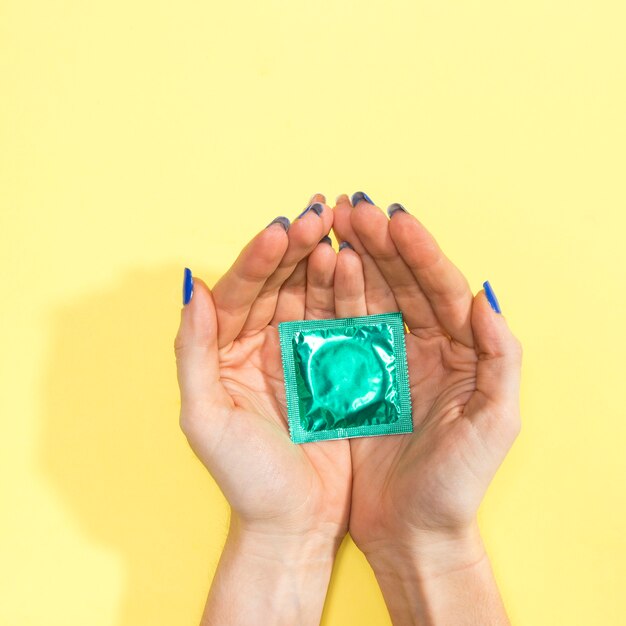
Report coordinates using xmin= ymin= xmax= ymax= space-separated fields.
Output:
xmin=339 ymin=241 xmax=354 ymax=251
xmin=319 ymin=235 xmax=332 ymax=245
xmin=266 ymin=216 xmax=290 ymax=231
xmin=336 ymin=193 xmax=349 ymax=204
xmin=387 ymin=203 xmax=408 ymax=217
xmin=183 ymin=267 xmax=194 ymax=305
xmin=296 ymin=202 xmax=324 ymax=219
xmin=483 ymin=280 xmax=502 ymax=314
xmin=351 ymin=191 xmax=374 ymax=206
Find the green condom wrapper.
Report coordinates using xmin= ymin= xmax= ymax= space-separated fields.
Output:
xmin=278 ymin=312 xmax=413 ymax=444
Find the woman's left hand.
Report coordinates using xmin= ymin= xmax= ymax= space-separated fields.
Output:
xmin=174 ymin=195 xmax=353 ymax=626
xmin=174 ymin=195 xmax=352 ymax=545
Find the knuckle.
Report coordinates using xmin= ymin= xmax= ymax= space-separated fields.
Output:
xmin=174 ymin=332 xmax=184 ymax=354
xmin=174 ymin=333 xmax=190 ymax=358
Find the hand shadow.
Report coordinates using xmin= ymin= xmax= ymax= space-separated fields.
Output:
xmin=39 ymin=265 xmax=228 ymax=625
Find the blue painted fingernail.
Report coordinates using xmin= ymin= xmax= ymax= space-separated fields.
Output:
xmin=351 ymin=191 xmax=374 ymax=206
xmin=319 ymin=235 xmax=332 ymax=245
xmin=339 ymin=241 xmax=354 ymax=251
xmin=296 ymin=202 xmax=324 ymax=219
xmin=266 ymin=216 xmax=290 ymax=231
xmin=387 ymin=203 xmax=408 ymax=217
xmin=183 ymin=267 xmax=194 ymax=305
xmin=483 ymin=280 xmax=502 ymax=313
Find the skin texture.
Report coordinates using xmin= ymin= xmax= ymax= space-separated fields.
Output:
xmin=174 ymin=195 xmax=352 ymax=625
xmin=333 ymin=194 xmax=521 ymax=624
xmin=174 ymin=192 xmax=522 ymax=625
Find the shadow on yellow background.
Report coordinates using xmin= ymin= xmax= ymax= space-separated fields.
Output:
xmin=40 ymin=267 xmax=225 ymax=623
xmin=37 ymin=265 xmax=391 ymax=625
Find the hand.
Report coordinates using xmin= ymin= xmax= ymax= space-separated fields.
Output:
xmin=174 ymin=195 xmax=351 ymax=625
xmin=332 ymin=193 xmax=522 ymax=624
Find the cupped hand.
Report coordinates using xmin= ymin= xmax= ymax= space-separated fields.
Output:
xmin=174 ymin=195 xmax=351 ymax=547
xmin=332 ymin=193 xmax=522 ymax=559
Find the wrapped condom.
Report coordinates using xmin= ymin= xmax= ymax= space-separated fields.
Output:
xmin=278 ymin=312 xmax=413 ymax=444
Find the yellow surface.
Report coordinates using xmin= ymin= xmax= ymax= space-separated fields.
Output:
xmin=1 ymin=1 xmax=625 ymax=624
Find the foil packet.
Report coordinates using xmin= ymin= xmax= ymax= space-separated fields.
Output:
xmin=278 ymin=312 xmax=413 ymax=444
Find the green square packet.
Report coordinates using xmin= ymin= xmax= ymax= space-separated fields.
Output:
xmin=278 ymin=311 xmax=413 ymax=444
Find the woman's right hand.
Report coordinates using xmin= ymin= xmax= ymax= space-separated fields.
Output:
xmin=331 ymin=193 xmax=521 ymax=625
xmin=331 ymin=194 xmax=522 ymax=560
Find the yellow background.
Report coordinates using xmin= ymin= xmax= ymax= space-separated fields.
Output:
xmin=2 ymin=1 xmax=625 ymax=624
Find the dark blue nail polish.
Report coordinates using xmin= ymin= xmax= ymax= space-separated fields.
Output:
xmin=351 ymin=191 xmax=374 ymax=206
xmin=483 ymin=280 xmax=502 ymax=314
xmin=339 ymin=241 xmax=354 ymax=251
xmin=296 ymin=202 xmax=324 ymax=219
xmin=387 ymin=203 xmax=408 ymax=218
xmin=183 ymin=267 xmax=194 ymax=305
xmin=319 ymin=235 xmax=332 ymax=245
xmin=266 ymin=216 xmax=290 ymax=231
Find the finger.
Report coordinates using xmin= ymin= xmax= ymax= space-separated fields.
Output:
xmin=350 ymin=200 xmax=441 ymax=335
xmin=465 ymin=282 xmax=522 ymax=439
xmin=308 ymin=192 xmax=326 ymax=204
xmin=212 ymin=218 xmax=290 ymax=348
xmin=387 ymin=208 xmax=475 ymax=347
xmin=334 ymin=244 xmax=368 ymax=318
xmin=174 ymin=273 xmax=233 ymax=442
xmin=271 ymin=257 xmax=307 ymax=324
xmin=333 ymin=193 xmax=397 ymax=315
xmin=305 ymin=237 xmax=337 ymax=319
xmin=272 ymin=194 xmax=330 ymax=324
xmin=241 ymin=198 xmax=333 ymax=333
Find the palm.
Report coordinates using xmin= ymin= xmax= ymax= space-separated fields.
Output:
xmin=331 ymin=194 xmax=521 ymax=551
xmin=214 ymin=327 xmax=351 ymax=534
xmin=349 ymin=333 xmax=489 ymax=546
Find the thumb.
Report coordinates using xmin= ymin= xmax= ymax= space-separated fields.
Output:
xmin=174 ymin=269 xmax=232 ymax=437
xmin=467 ymin=281 xmax=522 ymax=437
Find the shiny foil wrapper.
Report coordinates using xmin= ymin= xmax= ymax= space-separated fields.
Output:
xmin=278 ymin=312 xmax=413 ymax=443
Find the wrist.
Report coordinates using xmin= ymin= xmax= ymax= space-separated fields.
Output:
xmin=361 ymin=519 xmax=486 ymax=581
xmin=360 ymin=520 xmax=510 ymax=626
xmin=202 ymin=512 xmax=341 ymax=626
xmin=227 ymin=511 xmax=343 ymax=567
